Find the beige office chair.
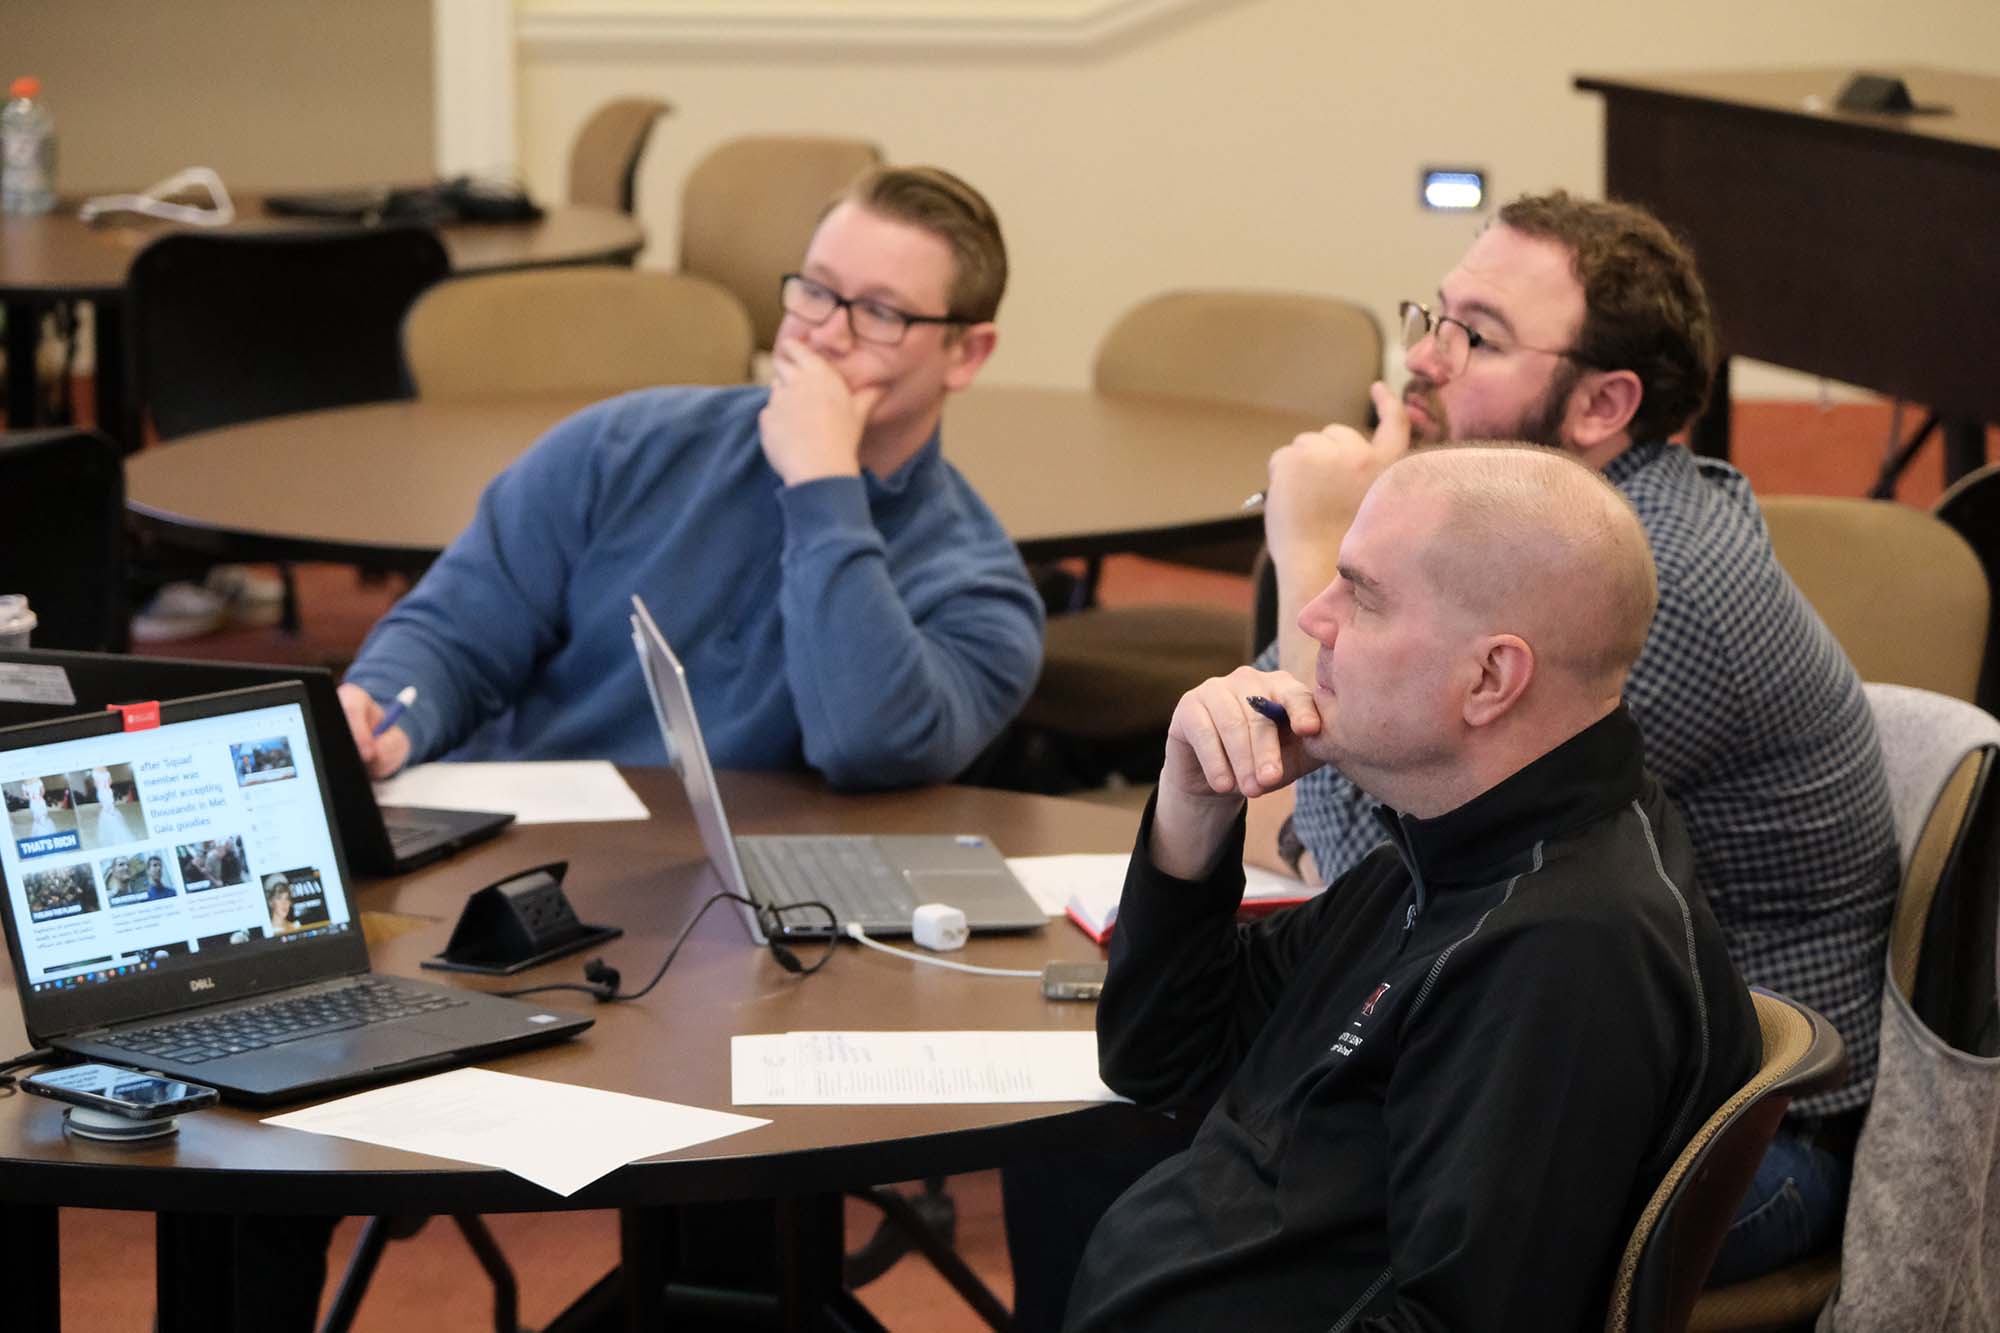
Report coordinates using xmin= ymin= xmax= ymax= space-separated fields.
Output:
xmin=1758 ymin=496 xmax=1988 ymax=701
xmin=1933 ymin=463 xmax=2000 ymax=713
xmin=401 ymin=267 xmax=755 ymax=400
xmin=568 ymin=97 xmax=672 ymax=214
xmin=678 ymin=135 xmax=885 ymax=351
xmin=1017 ymin=292 xmax=1380 ymax=789
xmin=1607 ymin=991 xmax=1847 ymax=1333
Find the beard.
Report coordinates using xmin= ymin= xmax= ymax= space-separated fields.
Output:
xmin=1404 ymin=358 xmax=1582 ymax=449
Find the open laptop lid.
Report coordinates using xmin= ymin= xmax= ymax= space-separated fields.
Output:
xmin=628 ymin=596 xmax=772 ymax=945
xmin=0 ymin=682 xmax=369 ymax=1045
xmin=0 ymin=651 xmax=512 ymax=875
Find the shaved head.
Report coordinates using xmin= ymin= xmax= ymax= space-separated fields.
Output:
xmin=1379 ymin=444 xmax=1657 ymax=694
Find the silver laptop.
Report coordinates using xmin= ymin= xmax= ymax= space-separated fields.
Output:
xmin=0 ymin=682 xmax=590 ymax=1105
xmin=628 ymin=596 xmax=1047 ymax=944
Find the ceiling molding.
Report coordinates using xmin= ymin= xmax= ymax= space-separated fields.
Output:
xmin=516 ymin=0 xmax=1232 ymax=54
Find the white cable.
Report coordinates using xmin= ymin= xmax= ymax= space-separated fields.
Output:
xmin=78 ymin=167 xmax=235 ymax=226
xmin=842 ymin=923 xmax=1041 ymax=977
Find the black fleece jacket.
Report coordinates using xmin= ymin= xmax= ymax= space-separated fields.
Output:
xmin=1065 ymin=707 xmax=1759 ymax=1333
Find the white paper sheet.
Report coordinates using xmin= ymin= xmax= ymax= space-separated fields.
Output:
xmin=262 ymin=1067 xmax=768 ymax=1196
xmin=1007 ymin=852 xmax=1319 ymax=919
xmin=1005 ymin=853 xmax=1126 ymax=915
xmin=731 ymin=1030 xmax=1122 ymax=1106
xmin=372 ymin=761 xmax=649 ymax=824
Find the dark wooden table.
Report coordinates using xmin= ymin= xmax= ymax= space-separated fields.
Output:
xmin=0 ymin=768 xmax=1143 ymax=1331
xmin=0 ymin=201 xmax=646 ymax=447
xmin=122 ymin=385 xmax=1312 ymax=572
xmin=1574 ymin=66 xmax=2000 ymax=481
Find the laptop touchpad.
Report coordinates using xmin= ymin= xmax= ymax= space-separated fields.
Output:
xmin=301 ymin=1025 xmax=448 ymax=1070
xmin=905 ymin=869 xmax=1007 ymax=906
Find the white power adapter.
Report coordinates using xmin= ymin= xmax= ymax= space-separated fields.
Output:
xmin=911 ymin=902 xmax=970 ymax=952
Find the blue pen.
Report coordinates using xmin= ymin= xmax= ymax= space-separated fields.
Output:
xmin=373 ymin=685 xmax=417 ymax=737
xmin=1245 ymin=695 xmax=1289 ymax=729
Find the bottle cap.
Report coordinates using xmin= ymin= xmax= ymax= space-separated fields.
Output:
xmin=10 ymin=76 xmax=40 ymax=98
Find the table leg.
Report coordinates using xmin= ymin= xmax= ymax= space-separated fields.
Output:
xmin=1944 ymin=418 xmax=1989 ymax=486
xmin=547 ymin=1198 xmax=887 ymax=1333
xmin=621 ymin=1205 xmax=671 ymax=1331
xmin=5 ymin=297 xmax=46 ymax=429
xmin=156 ymin=1212 xmax=339 ymax=1333
xmin=0 ymin=1201 xmax=60 ymax=1332
xmin=1687 ymin=356 xmax=1732 ymax=461
xmin=156 ymin=1212 xmax=236 ymax=1333
xmin=89 ymin=295 xmax=134 ymax=452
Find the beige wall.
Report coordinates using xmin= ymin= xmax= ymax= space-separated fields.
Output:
xmin=513 ymin=0 xmax=2000 ymax=398
xmin=8 ymin=0 xmax=434 ymax=193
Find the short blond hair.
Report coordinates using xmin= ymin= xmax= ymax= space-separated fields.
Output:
xmin=835 ymin=165 xmax=1008 ymax=323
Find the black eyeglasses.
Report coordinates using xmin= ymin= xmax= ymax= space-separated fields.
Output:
xmin=1399 ymin=300 xmax=1602 ymax=376
xmin=779 ymin=273 xmax=962 ymax=346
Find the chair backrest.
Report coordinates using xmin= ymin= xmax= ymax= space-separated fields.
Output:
xmin=1933 ymin=462 xmax=2000 ymax=715
xmin=1092 ymin=289 xmax=1382 ymax=426
xmin=1606 ymin=991 xmax=1848 ymax=1333
xmin=678 ymin=135 xmax=885 ymax=350
xmin=128 ymin=227 xmax=452 ymax=442
xmin=0 ymin=429 xmax=126 ymax=651
xmin=1866 ymin=682 xmax=2000 ymax=1055
xmin=567 ymin=97 xmax=671 ymax=214
xmin=401 ymin=267 xmax=755 ymax=400
xmin=1759 ymin=495 xmax=1989 ymax=701
xmin=1250 ymin=544 xmax=1279 ymax=659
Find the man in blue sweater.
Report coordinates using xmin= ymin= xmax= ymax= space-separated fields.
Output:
xmin=339 ymin=165 xmax=1043 ymax=791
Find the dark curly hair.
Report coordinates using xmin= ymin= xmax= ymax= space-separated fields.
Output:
xmin=1497 ymin=191 xmax=1717 ymax=444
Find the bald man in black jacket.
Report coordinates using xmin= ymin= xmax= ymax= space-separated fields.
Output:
xmin=1065 ymin=446 xmax=1759 ymax=1333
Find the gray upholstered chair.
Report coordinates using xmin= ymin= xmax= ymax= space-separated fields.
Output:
xmin=1692 ymin=684 xmax=2000 ymax=1331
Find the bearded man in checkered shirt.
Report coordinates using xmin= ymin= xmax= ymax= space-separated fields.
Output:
xmin=1247 ymin=191 xmax=1896 ymax=1286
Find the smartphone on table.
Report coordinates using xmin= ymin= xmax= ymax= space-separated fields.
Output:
xmin=1041 ymin=960 xmax=1108 ymax=1000
xmin=21 ymin=1063 xmax=219 ymax=1119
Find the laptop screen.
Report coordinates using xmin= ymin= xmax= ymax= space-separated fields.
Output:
xmin=0 ymin=683 xmax=368 ymax=1040
xmin=629 ymin=596 xmax=770 ymax=944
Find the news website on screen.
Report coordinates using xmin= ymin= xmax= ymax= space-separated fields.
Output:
xmin=0 ymin=701 xmax=352 ymax=995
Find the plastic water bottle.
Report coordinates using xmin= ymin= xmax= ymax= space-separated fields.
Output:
xmin=1 ymin=76 xmax=57 ymax=215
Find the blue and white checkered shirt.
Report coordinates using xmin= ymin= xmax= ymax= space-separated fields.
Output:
xmin=1284 ymin=440 xmax=1898 ymax=1115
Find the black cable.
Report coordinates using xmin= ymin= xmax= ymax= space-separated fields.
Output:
xmin=0 ymin=1047 xmax=58 ymax=1095
xmin=497 ymin=890 xmax=834 ymax=1003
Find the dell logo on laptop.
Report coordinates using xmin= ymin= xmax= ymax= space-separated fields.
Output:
xmin=188 ymin=977 xmax=216 ymax=992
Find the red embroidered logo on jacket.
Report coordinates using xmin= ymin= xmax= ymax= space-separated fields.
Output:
xmin=1362 ymin=982 xmax=1392 ymax=1016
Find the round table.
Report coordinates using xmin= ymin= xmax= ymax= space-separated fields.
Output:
xmin=122 ymin=385 xmax=1313 ymax=571
xmin=0 ymin=770 xmax=1154 ymax=1331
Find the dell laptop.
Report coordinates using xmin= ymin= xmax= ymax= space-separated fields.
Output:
xmin=628 ymin=596 xmax=1047 ymax=944
xmin=0 ymin=681 xmax=590 ymax=1105
xmin=0 ymin=651 xmax=512 ymax=875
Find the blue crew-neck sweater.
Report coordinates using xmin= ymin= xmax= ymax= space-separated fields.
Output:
xmin=343 ymin=385 xmax=1044 ymax=790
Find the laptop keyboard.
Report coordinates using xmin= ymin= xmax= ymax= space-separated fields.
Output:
xmin=98 ymin=978 xmax=467 ymax=1066
xmin=737 ymin=837 xmax=913 ymax=926
xmin=382 ymin=817 xmax=430 ymax=853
